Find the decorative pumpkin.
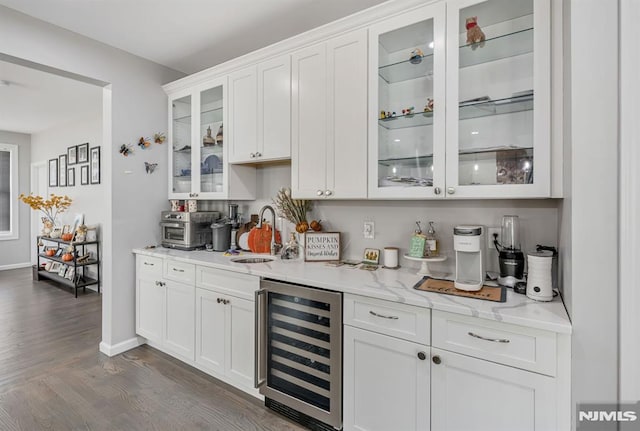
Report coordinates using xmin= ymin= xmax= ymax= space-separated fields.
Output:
xmin=61 ymin=233 xmax=74 ymax=241
xmin=247 ymin=224 xmax=282 ymax=254
xmin=45 ymin=249 xmax=56 ymax=257
xmin=61 ymin=253 xmax=74 ymax=262
xmin=310 ymin=220 xmax=322 ymax=232
xmin=295 ymin=221 xmax=309 ymax=233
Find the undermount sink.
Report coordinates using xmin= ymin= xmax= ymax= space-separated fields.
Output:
xmin=230 ymin=257 xmax=275 ymax=264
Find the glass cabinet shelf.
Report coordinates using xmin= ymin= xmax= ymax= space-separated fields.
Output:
xmin=378 ymin=111 xmax=434 ymax=129
xmin=173 ymin=107 xmax=223 ymax=125
xmin=379 ymin=154 xmax=433 ymax=167
xmin=379 ymin=54 xmax=434 ymax=84
xmin=377 ymin=28 xmax=533 ymax=85
xmin=459 ymin=28 xmax=533 ymax=69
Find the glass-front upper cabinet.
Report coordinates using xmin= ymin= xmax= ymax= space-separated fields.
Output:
xmin=368 ymin=3 xmax=446 ymax=199
xmin=445 ymin=0 xmax=550 ymax=198
xmin=169 ymin=77 xmax=229 ymax=199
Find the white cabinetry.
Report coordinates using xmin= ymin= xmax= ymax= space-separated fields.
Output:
xmin=135 ymin=256 xmax=196 ymax=362
xmin=368 ymin=0 xmax=551 ymax=199
xmin=343 ymin=294 xmax=431 ymax=431
xmin=292 ymin=29 xmax=368 ymax=199
xmin=167 ymin=77 xmax=256 ymax=200
xmin=228 ymin=55 xmax=291 ymax=164
xmin=195 ymin=266 xmax=258 ymax=391
xmin=431 ymin=348 xmax=556 ymax=431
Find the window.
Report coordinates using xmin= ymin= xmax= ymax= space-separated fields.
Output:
xmin=0 ymin=143 xmax=18 ymax=240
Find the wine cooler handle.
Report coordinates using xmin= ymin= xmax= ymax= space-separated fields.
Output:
xmin=254 ymin=288 xmax=267 ymax=388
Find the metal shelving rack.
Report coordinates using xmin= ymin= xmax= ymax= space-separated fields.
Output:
xmin=34 ymin=236 xmax=100 ymax=298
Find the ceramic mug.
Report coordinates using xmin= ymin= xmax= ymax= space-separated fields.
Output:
xmin=170 ymin=199 xmax=180 ymax=211
xmin=187 ymin=200 xmax=198 ymax=212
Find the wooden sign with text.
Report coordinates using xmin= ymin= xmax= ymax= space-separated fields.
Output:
xmin=304 ymin=232 xmax=341 ymax=262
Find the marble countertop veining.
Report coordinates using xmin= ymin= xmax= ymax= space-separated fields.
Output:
xmin=133 ymin=247 xmax=572 ymax=334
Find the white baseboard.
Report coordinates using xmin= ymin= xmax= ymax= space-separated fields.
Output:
xmin=0 ymin=262 xmax=32 ymax=271
xmin=99 ymin=337 xmax=145 ymax=357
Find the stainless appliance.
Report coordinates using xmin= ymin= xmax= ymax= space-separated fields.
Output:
xmin=210 ymin=221 xmax=231 ymax=251
xmin=495 ymin=215 xmax=525 ymax=287
xmin=160 ymin=211 xmax=220 ymax=250
xmin=256 ymin=279 xmax=342 ymax=430
xmin=454 ymin=226 xmax=485 ymax=291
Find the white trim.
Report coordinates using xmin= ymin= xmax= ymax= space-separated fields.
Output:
xmin=619 ymin=0 xmax=640 ymax=403
xmin=30 ymin=161 xmax=47 ymax=265
xmin=99 ymin=337 xmax=145 ymax=357
xmin=0 ymin=143 xmax=19 ymax=241
xmin=0 ymin=262 xmax=31 ymax=271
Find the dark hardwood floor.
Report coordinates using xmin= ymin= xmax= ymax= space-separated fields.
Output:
xmin=0 ymin=268 xmax=305 ymax=431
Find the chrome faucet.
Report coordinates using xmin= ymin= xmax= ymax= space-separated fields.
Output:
xmin=257 ymin=205 xmax=282 ymax=255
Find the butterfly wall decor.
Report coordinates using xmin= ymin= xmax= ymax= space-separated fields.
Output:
xmin=145 ymin=162 xmax=158 ymax=174
xmin=153 ymin=132 xmax=166 ymax=144
xmin=138 ymin=137 xmax=151 ymax=149
xmin=119 ymin=144 xmax=133 ymax=157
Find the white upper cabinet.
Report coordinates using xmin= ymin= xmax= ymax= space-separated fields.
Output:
xmin=445 ymin=0 xmax=550 ymax=198
xmin=368 ymin=0 xmax=551 ymax=199
xmin=169 ymin=77 xmax=256 ymax=200
xmin=292 ymin=29 xmax=368 ymax=199
xmin=228 ymin=55 xmax=292 ymax=164
xmin=368 ymin=3 xmax=447 ymax=199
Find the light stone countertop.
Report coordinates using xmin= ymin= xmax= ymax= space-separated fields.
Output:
xmin=133 ymin=247 xmax=572 ymax=334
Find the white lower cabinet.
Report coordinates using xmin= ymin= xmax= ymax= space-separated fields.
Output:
xmin=163 ymin=280 xmax=195 ymax=361
xmin=431 ymin=347 xmax=556 ymax=431
xmin=195 ymin=287 xmax=255 ymax=389
xmin=343 ymin=325 xmax=430 ymax=431
xmin=136 ymin=278 xmax=164 ymax=344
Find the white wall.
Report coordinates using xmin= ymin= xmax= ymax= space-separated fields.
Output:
xmin=31 ymin=113 xmax=104 ymax=281
xmin=201 ymin=164 xmax=560 ymax=275
xmin=567 ymin=0 xmax=619 ymax=420
xmin=0 ymin=5 xmax=184 ymax=354
xmin=0 ymin=130 xmax=30 ymax=268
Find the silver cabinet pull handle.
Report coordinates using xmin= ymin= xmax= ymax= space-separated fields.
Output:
xmin=447 ymin=187 xmax=455 ymax=195
xmin=468 ymin=332 xmax=510 ymax=343
xmin=434 ymin=187 xmax=441 ymax=195
xmin=255 ymin=289 xmax=267 ymax=389
xmin=250 ymin=153 xmax=256 ymax=158
xmin=324 ymin=190 xmax=332 ymax=196
xmin=255 ymin=152 xmax=262 ymax=157
xmin=144 ymin=262 xmax=154 ymax=266
xmin=369 ymin=310 xmax=399 ymax=320
xmin=172 ymin=268 xmax=184 ymax=272
xmin=316 ymin=190 xmax=323 ymax=196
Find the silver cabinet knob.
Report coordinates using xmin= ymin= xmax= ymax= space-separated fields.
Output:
xmin=256 ymin=152 xmax=262 ymax=157
xmin=217 ymin=298 xmax=222 ymax=303
xmin=434 ymin=187 xmax=441 ymax=195
xmin=417 ymin=351 xmax=427 ymax=360
xmin=324 ymin=190 xmax=332 ymax=196
xmin=317 ymin=190 xmax=323 ymax=196
xmin=447 ymin=187 xmax=455 ymax=195
xmin=432 ymin=355 xmax=442 ymax=365
xmin=250 ymin=153 xmax=256 ymax=158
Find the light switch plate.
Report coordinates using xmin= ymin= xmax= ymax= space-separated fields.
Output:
xmin=363 ymin=221 xmax=375 ymax=239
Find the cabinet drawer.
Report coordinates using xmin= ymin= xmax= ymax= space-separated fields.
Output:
xmin=343 ymin=294 xmax=430 ymax=345
xmin=432 ymin=310 xmax=557 ymax=376
xmin=163 ymin=260 xmax=196 ymax=285
xmin=137 ymin=255 xmax=163 ymax=280
xmin=196 ymin=266 xmax=259 ymax=301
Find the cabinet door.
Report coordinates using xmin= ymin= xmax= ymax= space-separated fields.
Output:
xmin=163 ymin=280 xmax=195 ymax=361
xmin=431 ymin=348 xmax=556 ymax=431
xmin=343 ymin=326 xmax=430 ymax=431
xmin=445 ymin=0 xmax=550 ymax=198
xmin=326 ymin=29 xmax=368 ymax=199
xmin=258 ymin=55 xmax=291 ymax=161
xmin=195 ymin=288 xmax=226 ymax=374
xmin=225 ymin=295 xmax=255 ymax=389
xmin=291 ymin=43 xmax=328 ymax=198
xmin=367 ymin=3 xmax=446 ymax=199
xmin=169 ymin=91 xmax=195 ymax=199
xmin=196 ymin=78 xmax=227 ymax=198
xmin=228 ymin=66 xmax=258 ymax=163
xmin=136 ymin=278 xmax=164 ymax=343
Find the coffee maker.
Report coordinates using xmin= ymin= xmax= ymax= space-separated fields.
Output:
xmin=495 ymin=215 xmax=525 ymax=287
xmin=453 ymin=226 xmax=485 ymax=291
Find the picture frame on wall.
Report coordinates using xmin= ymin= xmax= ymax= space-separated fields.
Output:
xmin=90 ymin=146 xmax=100 ymax=184
xmin=80 ymin=165 xmax=89 ymax=185
xmin=67 ymin=167 xmax=75 ymax=186
xmin=59 ymin=154 xmax=67 ymax=187
xmin=49 ymin=158 xmax=58 ymax=187
xmin=67 ymin=145 xmax=77 ymax=165
xmin=77 ymin=142 xmax=89 ymax=163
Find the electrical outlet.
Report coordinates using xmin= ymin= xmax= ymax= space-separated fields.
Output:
xmin=487 ymin=227 xmax=500 ymax=250
xmin=363 ymin=221 xmax=375 ymax=239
